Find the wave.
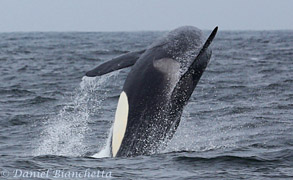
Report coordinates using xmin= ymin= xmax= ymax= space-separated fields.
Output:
xmin=0 ymin=89 xmax=35 ymax=96
xmin=174 ymin=155 xmax=278 ymax=165
xmin=92 ymin=49 xmax=129 ymax=55
xmin=26 ymin=96 xmax=56 ymax=104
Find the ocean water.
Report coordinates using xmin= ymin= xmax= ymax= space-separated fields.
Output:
xmin=0 ymin=30 xmax=292 ymax=179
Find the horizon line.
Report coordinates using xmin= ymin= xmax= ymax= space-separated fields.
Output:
xmin=1 ymin=28 xmax=293 ymax=33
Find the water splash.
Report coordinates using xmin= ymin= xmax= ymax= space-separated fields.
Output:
xmin=33 ymin=72 xmax=118 ymax=157
xmin=91 ymin=126 xmax=112 ymax=158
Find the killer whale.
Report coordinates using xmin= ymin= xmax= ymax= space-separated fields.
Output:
xmin=86 ymin=26 xmax=218 ymax=157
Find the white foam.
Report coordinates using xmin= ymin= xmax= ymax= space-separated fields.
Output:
xmin=250 ymin=57 xmax=259 ymax=61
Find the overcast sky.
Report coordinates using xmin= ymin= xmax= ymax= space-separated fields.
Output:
xmin=0 ymin=0 xmax=292 ymax=32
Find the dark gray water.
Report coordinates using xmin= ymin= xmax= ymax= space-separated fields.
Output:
xmin=0 ymin=30 xmax=292 ymax=179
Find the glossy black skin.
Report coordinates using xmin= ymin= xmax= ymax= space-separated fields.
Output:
xmin=116 ymin=27 xmax=213 ymax=157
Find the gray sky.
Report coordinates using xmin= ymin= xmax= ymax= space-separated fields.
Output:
xmin=0 ymin=0 xmax=292 ymax=32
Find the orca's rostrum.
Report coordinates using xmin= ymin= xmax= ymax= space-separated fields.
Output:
xmin=86 ymin=26 xmax=218 ymax=157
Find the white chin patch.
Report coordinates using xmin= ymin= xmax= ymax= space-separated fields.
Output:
xmin=112 ymin=91 xmax=129 ymax=157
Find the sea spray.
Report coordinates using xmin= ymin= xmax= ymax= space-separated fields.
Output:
xmin=34 ymin=72 xmax=119 ymax=156
xmin=163 ymin=105 xmax=237 ymax=153
xmin=91 ymin=126 xmax=113 ymax=158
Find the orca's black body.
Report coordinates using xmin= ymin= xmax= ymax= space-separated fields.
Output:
xmin=86 ymin=26 xmax=218 ymax=157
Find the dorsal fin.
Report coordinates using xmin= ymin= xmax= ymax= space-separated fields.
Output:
xmin=188 ymin=26 xmax=218 ymax=71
